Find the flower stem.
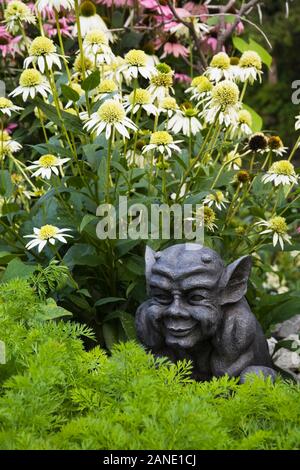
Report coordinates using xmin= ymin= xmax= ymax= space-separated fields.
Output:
xmin=288 ymin=135 xmax=300 ymax=162
xmin=106 ymin=133 xmax=113 ymax=203
xmin=54 ymin=11 xmax=72 ymax=84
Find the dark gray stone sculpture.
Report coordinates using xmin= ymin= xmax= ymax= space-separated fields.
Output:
xmin=135 ymin=243 xmax=276 ymax=382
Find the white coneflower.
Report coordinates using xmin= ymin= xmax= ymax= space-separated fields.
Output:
xmin=145 ymin=52 xmax=159 ymax=68
xmin=126 ymin=143 xmax=146 ymax=168
xmin=187 ymin=206 xmax=218 ymax=232
xmin=72 ymin=54 xmax=94 ymax=79
xmin=4 ymin=1 xmax=36 ymax=34
xmin=238 ymin=51 xmax=263 ymax=83
xmin=36 ymin=0 xmax=74 ymax=12
xmin=256 ymin=216 xmax=291 ymax=250
xmin=10 ymin=69 xmax=51 ymax=101
xmin=203 ymin=191 xmax=229 ymax=211
xmin=167 ymin=105 xmax=202 ymax=136
xmin=120 ymin=49 xmax=154 ymax=80
xmin=185 ymin=75 xmax=213 ymax=103
xmin=73 ymin=0 xmax=113 ymax=40
xmin=24 ymin=225 xmax=73 ymax=253
xmin=223 ymin=150 xmax=242 ymax=170
xmin=148 ymin=63 xmax=174 ymax=101
xmin=93 ymin=79 xmax=119 ymax=102
xmin=0 ymin=97 xmax=23 ymax=116
xmin=267 ymin=136 xmax=288 ymax=156
xmin=0 ymin=131 xmax=22 ymax=157
xmin=104 ymin=56 xmax=136 ymax=86
xmin=27 ymin=154 xmax=70 ymax=180
xmin=142 ymin=131 xmax=181 ymax=158
xmin=203 ymin=207 xmax=218 ymax=232
xmin=202 ymin=80 xmax=241 ymax=127
xmin=83 ymin=30 xmax=113 ymax=64
xmin=170 ymin=16 xmax=210 ymax=38
xmin=124 ymin=89 xmax=157 ymax=116
xmin=24 ymin=36 xmax=62 ymax=73
xmin=262 ymin=160 xmax=298 ymax=186
xmin=205 ymin=53 xmax=235 ymax=82
xmin=159 ymin=97 xmax=179 ymax=117
xmin=231 ymin=109 xmax=253 ymax=137
xmin=81 ymin=99 xmax=136 ymax=139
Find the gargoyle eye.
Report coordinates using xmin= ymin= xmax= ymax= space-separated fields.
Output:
xmin=152 ymin=289 xmax=173 ymax=305
xmin=188 ymin=294 xmax=204 ymax=304
xmin=152 ymin=292 xmax=172 ymax=305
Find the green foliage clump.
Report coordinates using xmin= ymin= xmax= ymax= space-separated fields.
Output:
xmin=29 ymin=259 xmax=71 ymax=300
xmin=0 ymin=279 xmax=300 ymax=450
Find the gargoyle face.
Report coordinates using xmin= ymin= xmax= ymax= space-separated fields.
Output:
xmin=141 ymin=243 xmax=252 ymax=350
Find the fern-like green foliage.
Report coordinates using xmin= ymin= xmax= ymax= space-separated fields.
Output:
xmin=29 ymin=259 xmax=70 ymax=300
xmin=0 ymin=279 xmax=299 ymax=450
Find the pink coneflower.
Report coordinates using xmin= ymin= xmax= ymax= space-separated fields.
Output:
xmin=184 ymin=1 xmax=208 ymax=20
xmin=4 ymin=123 xmax=18 ymax=134
xmin=201 ymin=36 xmax=224 ymax=55
xmin=206 ymin=37 xmax=218 ymax=53
xmin=174 ymin=73 xmax=191 ymax=84
xmin=96 ymin=0 xmax=134 ymax=5
xmin=140 ymin=0 xmax=158 ymax=9
xmin=236 ymin=21 xmax=244 ymax=35
xmin=156 ymin=7 xmax=191 ymax=32
xmin=0 ymin=26 xmax=21 ymax=58
xmin=161 ymin=42 xmax=189 ymax=59
xmin=224 ymin=20 xmax=244 ymax=35
xmin=43 ymin=16 xmax=74 ymax=38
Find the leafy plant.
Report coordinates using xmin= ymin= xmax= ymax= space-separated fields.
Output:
xmin=29 ymin=259 xmax=71 ymax=300
xmin=0 ymin=279 xmax=300 ymax=450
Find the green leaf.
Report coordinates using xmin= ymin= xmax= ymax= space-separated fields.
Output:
xmin=115 ymin=239 xmax=141 ymax=257
xmin=0 ymin=170 xmax=13 ymax=198
xmin=79 ymin=214 xmax=97 ymax=233
xmin=2 ymin=258 xmax=36 ymax=282
xmin=67 ymin=293 xmax=92 ymax=311
xmin=207 ymin=14 xmax=236 ymax=26
xmin=0 ymin=251 xmax=18 ymax=265
xmin=207 ymin=17 xmax=220 ymax=26
xmin=264 ymin=298 xmax=300 ymax=328
xmin=63 ymin=244 xmax=100 ymax=268
xmin=243 ymin=104 xmax=263 ymax=132
xmin=61 ymin=84 xmax=80 ymax=102
xmin=119 ymin=312 xmax=136 ymax=340
xmin=30 ymin=143 xmax=73 ymax=158
xmin=37 ymin=299 xmax=72 ymax=320
xmin=232 ymin=36 xmax=249 ymax=53
xmin=248 ymin=38 xmax=272 ymax=69
xmin=1 ymin=203 xmax=22 ymax=216
xmin=102 ymin=322 xmax=119 ymax=350
xmin=81 ymin=70 xmax=100 ymax=92
xmin=224 ymin=14 xmax=236 ymax=24
xmin=95 ymin=297 xmax=126 ymax=307
xmin=34 ymin=97 xmax=83 ymax=134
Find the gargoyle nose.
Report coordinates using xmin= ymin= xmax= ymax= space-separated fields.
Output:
xmin=167 ymin=297 xmax=189 ymax=318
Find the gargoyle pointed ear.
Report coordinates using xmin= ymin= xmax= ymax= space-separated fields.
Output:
xmin=145 ymin=246 xmax=156 ymax=293
xmin=220 ymin=255 xmax=252 ymax=305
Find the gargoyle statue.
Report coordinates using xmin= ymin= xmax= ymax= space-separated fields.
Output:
xmin=135 ymin=243 xmax=276 ymax=383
